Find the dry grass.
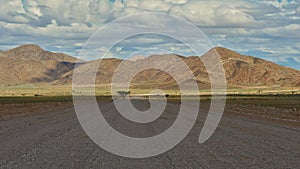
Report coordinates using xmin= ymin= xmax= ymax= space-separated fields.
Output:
xmin=0 ymin=83 xmax=299 ymax=97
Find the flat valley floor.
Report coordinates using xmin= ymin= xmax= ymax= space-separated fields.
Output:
xmin=0 ymin=97 xmax=299 ymax=168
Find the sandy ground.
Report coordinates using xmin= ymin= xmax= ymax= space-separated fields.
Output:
xmin=0 ymin=99 xmax=299 ymax=168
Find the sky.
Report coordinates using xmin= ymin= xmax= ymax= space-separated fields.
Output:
xmin=0 ymin=0 xmax=300 ymax=70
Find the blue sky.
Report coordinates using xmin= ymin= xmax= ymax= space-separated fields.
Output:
xmin=0 ymin=0 xmax=300 ymax=70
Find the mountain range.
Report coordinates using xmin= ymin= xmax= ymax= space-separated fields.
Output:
xmin=0 ymin=44 xmax=299 ymax=89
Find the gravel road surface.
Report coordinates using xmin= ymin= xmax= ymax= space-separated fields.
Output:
xmin=0 ymin=100 xmax=299 ymax=168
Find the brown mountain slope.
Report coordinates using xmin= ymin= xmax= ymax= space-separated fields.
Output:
xmin=60 ymin=47 xmax=300 ymax=89
xmin=214 ymin=47 xmax=300 ymax=87
xmin=0 ymin=45 xmax=79 ymax=86
xmin=1 ymin=45 xmax=299 ymax=89
xmin=3 ymin=44 xmax=77 ymax=62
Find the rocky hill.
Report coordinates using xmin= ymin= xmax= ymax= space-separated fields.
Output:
xmin=60 ymin=47 xmax=300 ymax=89
xmin=1 ymin=44 xmax=299 ymax=89
xmin=0 ymin=44 xmax=78 ymax=86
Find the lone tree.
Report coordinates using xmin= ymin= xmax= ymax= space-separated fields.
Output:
xmin=117 ymin=91 xmax=131 ymax=99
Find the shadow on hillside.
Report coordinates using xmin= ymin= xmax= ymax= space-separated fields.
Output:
xmin=30 ymin=61 xmax=84 ymax=83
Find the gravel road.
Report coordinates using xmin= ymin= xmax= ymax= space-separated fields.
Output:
xmin=0 ymin=100 xmax=299 ymax=169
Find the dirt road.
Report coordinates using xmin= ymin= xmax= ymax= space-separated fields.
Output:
xmin=0 ymin=100 xmax=299 ymax=168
